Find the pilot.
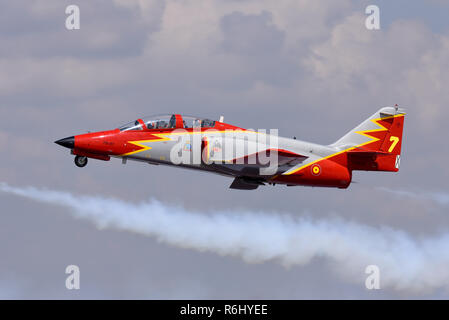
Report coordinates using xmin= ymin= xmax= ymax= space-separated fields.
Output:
xmin=169 ymin=115 xmax=176 ymax=128
xmin=194 ymin=119 xmax=202 ymax=128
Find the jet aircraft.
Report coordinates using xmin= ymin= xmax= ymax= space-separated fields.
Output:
xmin=55 ymin=106 xmax=405 ymax=190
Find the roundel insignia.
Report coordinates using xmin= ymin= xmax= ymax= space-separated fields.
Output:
xmin=311 ymin=164 xmax=321 ymax=176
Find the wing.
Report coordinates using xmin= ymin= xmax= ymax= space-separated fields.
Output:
xmin=229 ymin=148 xmax=308 ymax=167
xmin=200 ymin=136 xmax=308 ymax=189
xmin=205 ymin=148 xmax=308 ymax=190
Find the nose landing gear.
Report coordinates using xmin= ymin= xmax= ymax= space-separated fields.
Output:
xmin=74 ymin=155 xmax=88 ymax=168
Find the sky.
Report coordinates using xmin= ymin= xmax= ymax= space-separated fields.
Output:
xmin=0 ymin=0 xmax=449 ymax=299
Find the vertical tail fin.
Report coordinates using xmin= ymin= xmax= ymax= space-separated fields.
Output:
xmin=331 ymin=106 xmax=406 ymax=172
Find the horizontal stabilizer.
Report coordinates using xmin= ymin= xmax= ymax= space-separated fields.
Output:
xmin=348 ymin=150 xmax=401 ymax=172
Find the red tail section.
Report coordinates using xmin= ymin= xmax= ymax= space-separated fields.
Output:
xmin=347 ymin=113 xmax=405 ymax=172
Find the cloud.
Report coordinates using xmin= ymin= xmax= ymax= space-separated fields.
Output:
xmin=303 ymin=13 xmax=449 ymax=128
xmin=1 ymin=182 xmax=449 ymax=294
xmin=0 ymin=57 xmax=136 ymax=98
xmin=0 ymin=0 xmax=165 ymax=59
xmin=220 ymin=11 xmax=285 ymax=55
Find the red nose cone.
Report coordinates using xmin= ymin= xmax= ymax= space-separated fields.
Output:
xmin=75 ymin=130 xmax=121 ymax=155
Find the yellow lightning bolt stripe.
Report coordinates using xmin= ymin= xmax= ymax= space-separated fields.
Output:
xmin=121 ymin=141 xmax=152 ymax=156
xmin=120 ymin=130 xmax=252 ymax=157
xmin=121 ymin=134 xmax=172 ymax=156
xmin=282 ymin=113 xmax=405 ymax=176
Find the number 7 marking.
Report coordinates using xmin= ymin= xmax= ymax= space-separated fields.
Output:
xmin=388 ymin=136 xmax=399 ymax=153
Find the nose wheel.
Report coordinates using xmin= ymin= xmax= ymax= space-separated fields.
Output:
xmin=74 ymin=155 xmax=88 ymax=168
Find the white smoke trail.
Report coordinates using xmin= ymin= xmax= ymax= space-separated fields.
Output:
xmin=377 ymin=187 xmax=449 ymax=207
xmin=1 ymin=182 xmax=449 ymax=293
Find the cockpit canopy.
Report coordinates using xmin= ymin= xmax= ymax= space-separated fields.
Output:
xmin=118 ymin=114 xmax=216 ymax=132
